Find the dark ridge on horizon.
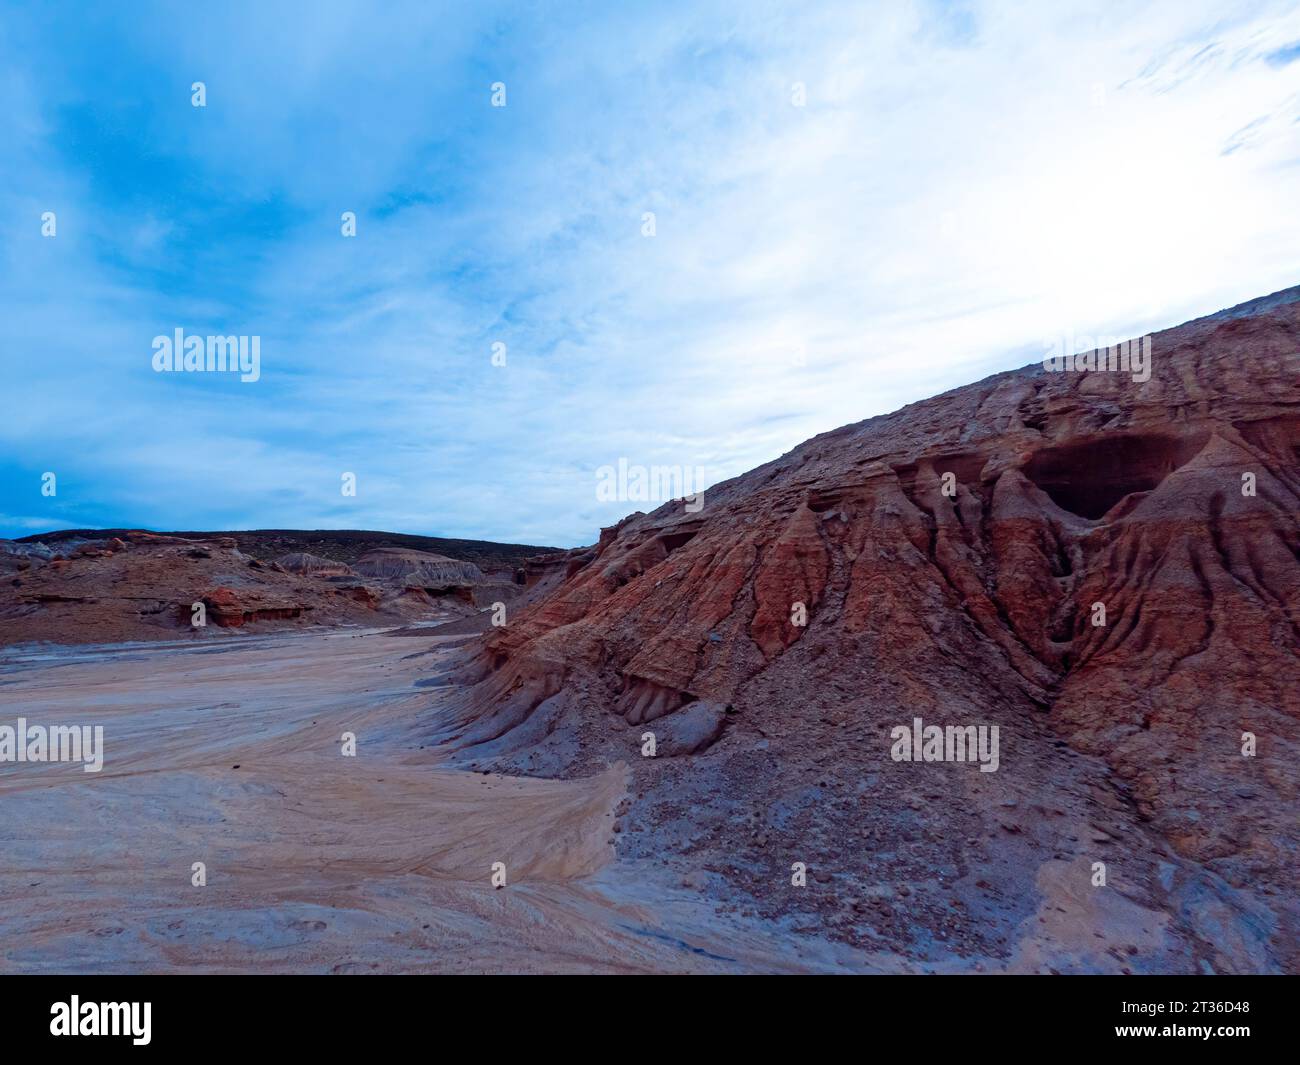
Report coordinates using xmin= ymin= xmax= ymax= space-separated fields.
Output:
xmin=16 ymin=527 xmax=562 ymax=572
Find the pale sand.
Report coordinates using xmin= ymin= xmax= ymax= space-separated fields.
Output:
xmin=0 ymin=630 xmax=867 ymax=973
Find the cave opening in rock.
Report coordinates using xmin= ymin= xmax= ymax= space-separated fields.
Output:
xmin=1023 ymin=433 xmax=1207 ymax=520
xmin=659 ymin=529 xmax=699 ymax=553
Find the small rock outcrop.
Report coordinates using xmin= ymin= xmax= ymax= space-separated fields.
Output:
xmin=353 ymin=548 xmax=483 ymax=589
xmin=275 ymin=552 xmax=357 ymax=578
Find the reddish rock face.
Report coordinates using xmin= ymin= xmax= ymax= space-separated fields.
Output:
xmin=203 ymin=587 xmax=246 ymax=627
xmin=440 ymin=287 xmax=1300 ymax=972
xmin=338 ymin=584 xmax=382 ymax=609
xmin=0 ymin=534 xmax=479 ymax=644
xmin=198 ymin=587 xmax=305 ymax=627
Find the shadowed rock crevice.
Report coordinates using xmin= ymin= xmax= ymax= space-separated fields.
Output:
xmin=616 ymin=676 xmax=696 ymax=724
xmin=1022 ymin=432 xmax=1210 ymax=519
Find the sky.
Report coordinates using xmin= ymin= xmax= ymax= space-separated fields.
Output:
xmin=1 ymin=0 xmax=1298 ymax=547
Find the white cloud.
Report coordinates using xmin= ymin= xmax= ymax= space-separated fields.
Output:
xmin=2 ymin=0 xmax=1298 ymax=545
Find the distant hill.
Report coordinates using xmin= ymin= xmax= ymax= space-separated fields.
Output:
xmin=18 ymin=528 xmax=560 ymax=575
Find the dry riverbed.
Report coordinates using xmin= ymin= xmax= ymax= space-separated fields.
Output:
xmin=0 ymin=628 xmax=862 ymax=973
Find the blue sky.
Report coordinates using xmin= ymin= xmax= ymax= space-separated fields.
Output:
xmin=2 ymin=0 xmax=1299 ymax=546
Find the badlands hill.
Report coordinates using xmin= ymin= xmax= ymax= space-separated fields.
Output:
xmin=430 ymin=286 xmax=1300 ymax=972
xmin=0 ymin=530 xmax=560 ymax=645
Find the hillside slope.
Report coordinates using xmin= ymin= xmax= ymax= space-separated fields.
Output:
xmin=430 ymin=287 xmax=1300 ymax=973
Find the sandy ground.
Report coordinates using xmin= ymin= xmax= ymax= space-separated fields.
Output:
xmin=0 ymin=629 xmax=875 ymax=973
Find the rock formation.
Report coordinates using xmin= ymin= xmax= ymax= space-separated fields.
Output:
xmin=433 ymin=286 xmax=1300 ymax=973
xmin=275 ymin=552 xmax=358 ymax=578
xmin=352 ymin=548 xmax=484 ymax=590
xmin=0 ymin=532 xmax=528 ymax=645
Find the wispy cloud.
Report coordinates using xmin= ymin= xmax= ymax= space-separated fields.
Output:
xmin=3 ymin=0 xmax=1299 ymax=545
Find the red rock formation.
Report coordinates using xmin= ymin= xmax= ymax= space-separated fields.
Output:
xmin=337 ymin=584 xmax=382 ymax=609
xmin=0 ymin=535 xmax=451 ymax=644
xmin=0 ymin=531 xmax=550 ymax=645
xmin=202 ymin=587 xmax=246 ymax=627
xmin=438 ymin=286 xmax=1300 ymax=973
xmin=199 ymin=587 xmax=304 ymax=627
